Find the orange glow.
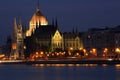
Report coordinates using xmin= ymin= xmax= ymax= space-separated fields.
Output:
xmin=47 ymin=54 xmax=49 ymax=57
xmin=40 ymin=52 xmax=44 ymax=55
xmin=104 ymin=48 xmax=108 ymax=51
xmin=12 ymin=43 xmax=16 ymax=50
xmin=92 ymin=48 xmax=96 ymax=53
xmin=79 ymin=48 xmax=83 ymax=50
xmin=26 ymin=7 xmax=48 ymax=37
xmin=56 ymin=53 xmax=59 ymax=56
xmin=30 ymin=15 xmax=48 ymax=25
xmin=0 ymin=54 xmax=5 ymax=58
xmin=104 ymin=48 xmax=108 ymax=53
xmin=70 ymin=47 xmax=73 ymax=50
xmin=115 ymin=48 xmax=120 ymax=53
xmin=90 ymin=48 xmax=97 ymax=56
xmin=85 ymin=53 xmax=88 ymax=56
xmin=83 ymin=49 xmax=86 ymax=53
xmin=76 ymin=53 xmax=79 ymax=56
xmin=52 ymin=53 xmax=54 ymax=56
xmin=36 ymin=52 xmax=39 ymax=55
xmin=116 ymin=64 xmax=120 ymax=67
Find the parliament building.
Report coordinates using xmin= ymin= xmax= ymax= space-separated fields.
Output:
xmin=11 ymin=3 xmax=83 ymax=59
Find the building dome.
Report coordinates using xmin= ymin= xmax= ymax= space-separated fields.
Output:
xmin=30 ymin=8 xmax=48 ymax=25
xmin=26 ymin=6 xmax=48 ymax=36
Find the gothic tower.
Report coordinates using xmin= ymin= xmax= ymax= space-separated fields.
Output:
xmin=11 ymin=18 xmax=24 ymax=59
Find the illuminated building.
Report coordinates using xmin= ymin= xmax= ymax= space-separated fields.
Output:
xmin=63 ymin=32 xmax=83 ymax=50
xmin=82 ymin=27 xmax=120 ymax=57
xmin=51 ymin=29 xmax=64 ymax=51
xmin=11 ymin=18 xmax=24 ymax=59
xmin=23 ymin=1 xmax=83 ymax=57
xmin=25 ymin=20 xmax=64 ymax=53
xmin=26 ymin=3 xmax=48 ymax=36
xmin=25 ymin=22 xmax=83 ymax=55
xmin=82 ymin=28 xmax=114 ymax=56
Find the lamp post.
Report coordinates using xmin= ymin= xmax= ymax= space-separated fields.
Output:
xmin=69 ymin=47 xmax=73 ymax=56
xmin=103 ymin=48 xmax=108 ymax=58
xmin=115 ymin=48 xmax=120 ymax=60
xmin=92 ymin=48 xmax=97 ymax=56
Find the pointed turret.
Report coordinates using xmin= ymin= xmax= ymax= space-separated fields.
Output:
xmin=75 ymin=27 xmax=78 ymax=34
xmin=17 ymin=17 xmax=23 ymax=32
xmin=36 ymin=0 xmax=40 ymax=12
xmin=52 ymin=18 xmax=55 ymax=26
xmin=18 ymin=17 xmax=22 ymax=25
xmin=72 ymin=28 xmax=75 ymax=34
xmin=14 ymin=18 xmax=17 ymax=27
xmin=13 ymin=18 xmax=17 ymax=42
xmin=55 ymin=17 xmax=58 ymax=28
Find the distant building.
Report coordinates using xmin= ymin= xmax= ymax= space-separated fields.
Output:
xmin=112 ymin=26 xmax=120 ymax=48
xmin=82 ymin=27 xmax=120 ymax=57
xmin=63 ymin=32 xmax=83 ymax=50
xmin=0 ymin=36 xmax=12 ymax=58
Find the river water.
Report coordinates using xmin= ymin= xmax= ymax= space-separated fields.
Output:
xmin=0 ymin=64 xmax=120 ymax=80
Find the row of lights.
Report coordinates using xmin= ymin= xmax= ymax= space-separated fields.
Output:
xmin=29 ymin=47 xmax=89 ymax=60
xmin=31 ymin=47 xmax=120 ymax=59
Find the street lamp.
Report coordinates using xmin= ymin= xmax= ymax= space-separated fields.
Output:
xmin=90 ymin=48 xmax=97 ymax=56
xmin=103 ymin=48 xmax=108 ymax=58
xmin=92 ymin=48 xmax=97 ymax=56
xmin=69 ymin=47 xmax=73 ymax=56
xmin=115 ymin=48 xmax=120 ymax=60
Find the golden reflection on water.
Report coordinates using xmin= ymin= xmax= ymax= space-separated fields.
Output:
xmin=115 ymin=64 xmax=120 ymax=67
xmin=115 ymin=64 xmax=120 ymax=70
xmin=102 ymin=64 xmax=108 ymax=67
xmin=32 ymin=64 xmax=98 ymax=67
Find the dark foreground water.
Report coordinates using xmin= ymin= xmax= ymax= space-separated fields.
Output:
xmin=0 ymin=64 xmax=120 ymax=80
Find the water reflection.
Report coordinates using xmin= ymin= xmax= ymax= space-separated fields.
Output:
xmin=33 ymin=64 xmax=98 ymax=67
xmin=115 ymin=64 xmax=120 ymax=70
xmin=115 ymin=64 xmax=120 ymax=67
xmin=0 ymin=64 xmax=120 ymax=80
xmin=102 ymin=64 xmax=108 ymax=67
xmin=32 ymin=63 xmax=120 ymax=68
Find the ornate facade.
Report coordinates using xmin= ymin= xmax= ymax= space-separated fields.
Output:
xmin=11 ymin=2 xmax=83 ymax=58
xmin=11 ymin=18 xmax=24 ymax=59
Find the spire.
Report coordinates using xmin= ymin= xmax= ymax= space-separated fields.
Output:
xmin=13 ymin=18 xmax=17 ymax=42
xmin=52 ymin=17 xmax=54 ymax=26
xmin=37 ymin=0 xmax=40 ymax=12
xmin=18 ymin=17 xmax=22 ymax=30
xmin=18 ymin=17 xmax=22 ymax=26
xmin=55 ymin=17 xmax=58 ymax=28
xmin=76 ymin=27 xmax=78 ymax=34
xmin=72 ymin=28 xmax=75 ymax=34
xmin=14 ymin=18 xmax=17 ymax=29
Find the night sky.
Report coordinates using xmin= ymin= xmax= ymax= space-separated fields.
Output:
xmin=0 ymin=0 xmax=120 ymax=45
